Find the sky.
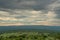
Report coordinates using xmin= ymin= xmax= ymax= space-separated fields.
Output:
xmin=0 ymin=0 xmax=60 ymax=26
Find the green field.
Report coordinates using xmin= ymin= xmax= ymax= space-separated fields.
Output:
xmin=0 ymin=31 xmax=60 ymax=40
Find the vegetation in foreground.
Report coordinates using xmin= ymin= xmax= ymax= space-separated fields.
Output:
xmin=0 ymin=32 xmax=60 ymax=40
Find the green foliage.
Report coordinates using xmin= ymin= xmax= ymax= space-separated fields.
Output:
xmin=0 ymin=32 xmax=60 ymax=40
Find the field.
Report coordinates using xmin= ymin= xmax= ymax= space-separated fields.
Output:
xmin=0 ymin=31 xmax=60 ymax=40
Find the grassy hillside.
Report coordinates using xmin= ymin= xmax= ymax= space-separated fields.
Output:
xmin=0 ymin=31 xmax=60 ymax=40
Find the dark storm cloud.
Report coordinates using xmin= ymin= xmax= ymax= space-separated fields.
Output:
xmin=0 ymin=0 xmax=56 ymax=10
xmin=54 ymin=7 xmax=60 ymax=19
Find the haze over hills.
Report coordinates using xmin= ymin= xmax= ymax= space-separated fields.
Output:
xmin=0 ymin=24 xmax=60 ymax=26
xmin=0 ymin=25 xmax=60 ymax=32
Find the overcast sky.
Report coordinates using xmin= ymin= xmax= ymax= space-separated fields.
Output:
xmin=0 ymin=0 xmax=60 ymax=26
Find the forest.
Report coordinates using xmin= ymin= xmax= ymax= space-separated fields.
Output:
xmin=0 ymin=31 xmax=60 ymax=40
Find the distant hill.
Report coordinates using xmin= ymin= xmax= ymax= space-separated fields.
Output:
xmin=0 ymin=25 xmax=60 ymax=32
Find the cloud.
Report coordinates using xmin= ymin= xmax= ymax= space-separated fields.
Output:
xmin=0 ymin=0 xmax=56 ymax=10
xmin=0 ymin=0 xmax=60 ymax=26
xmin=0 ymin=9 xmax=57 ymax=26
